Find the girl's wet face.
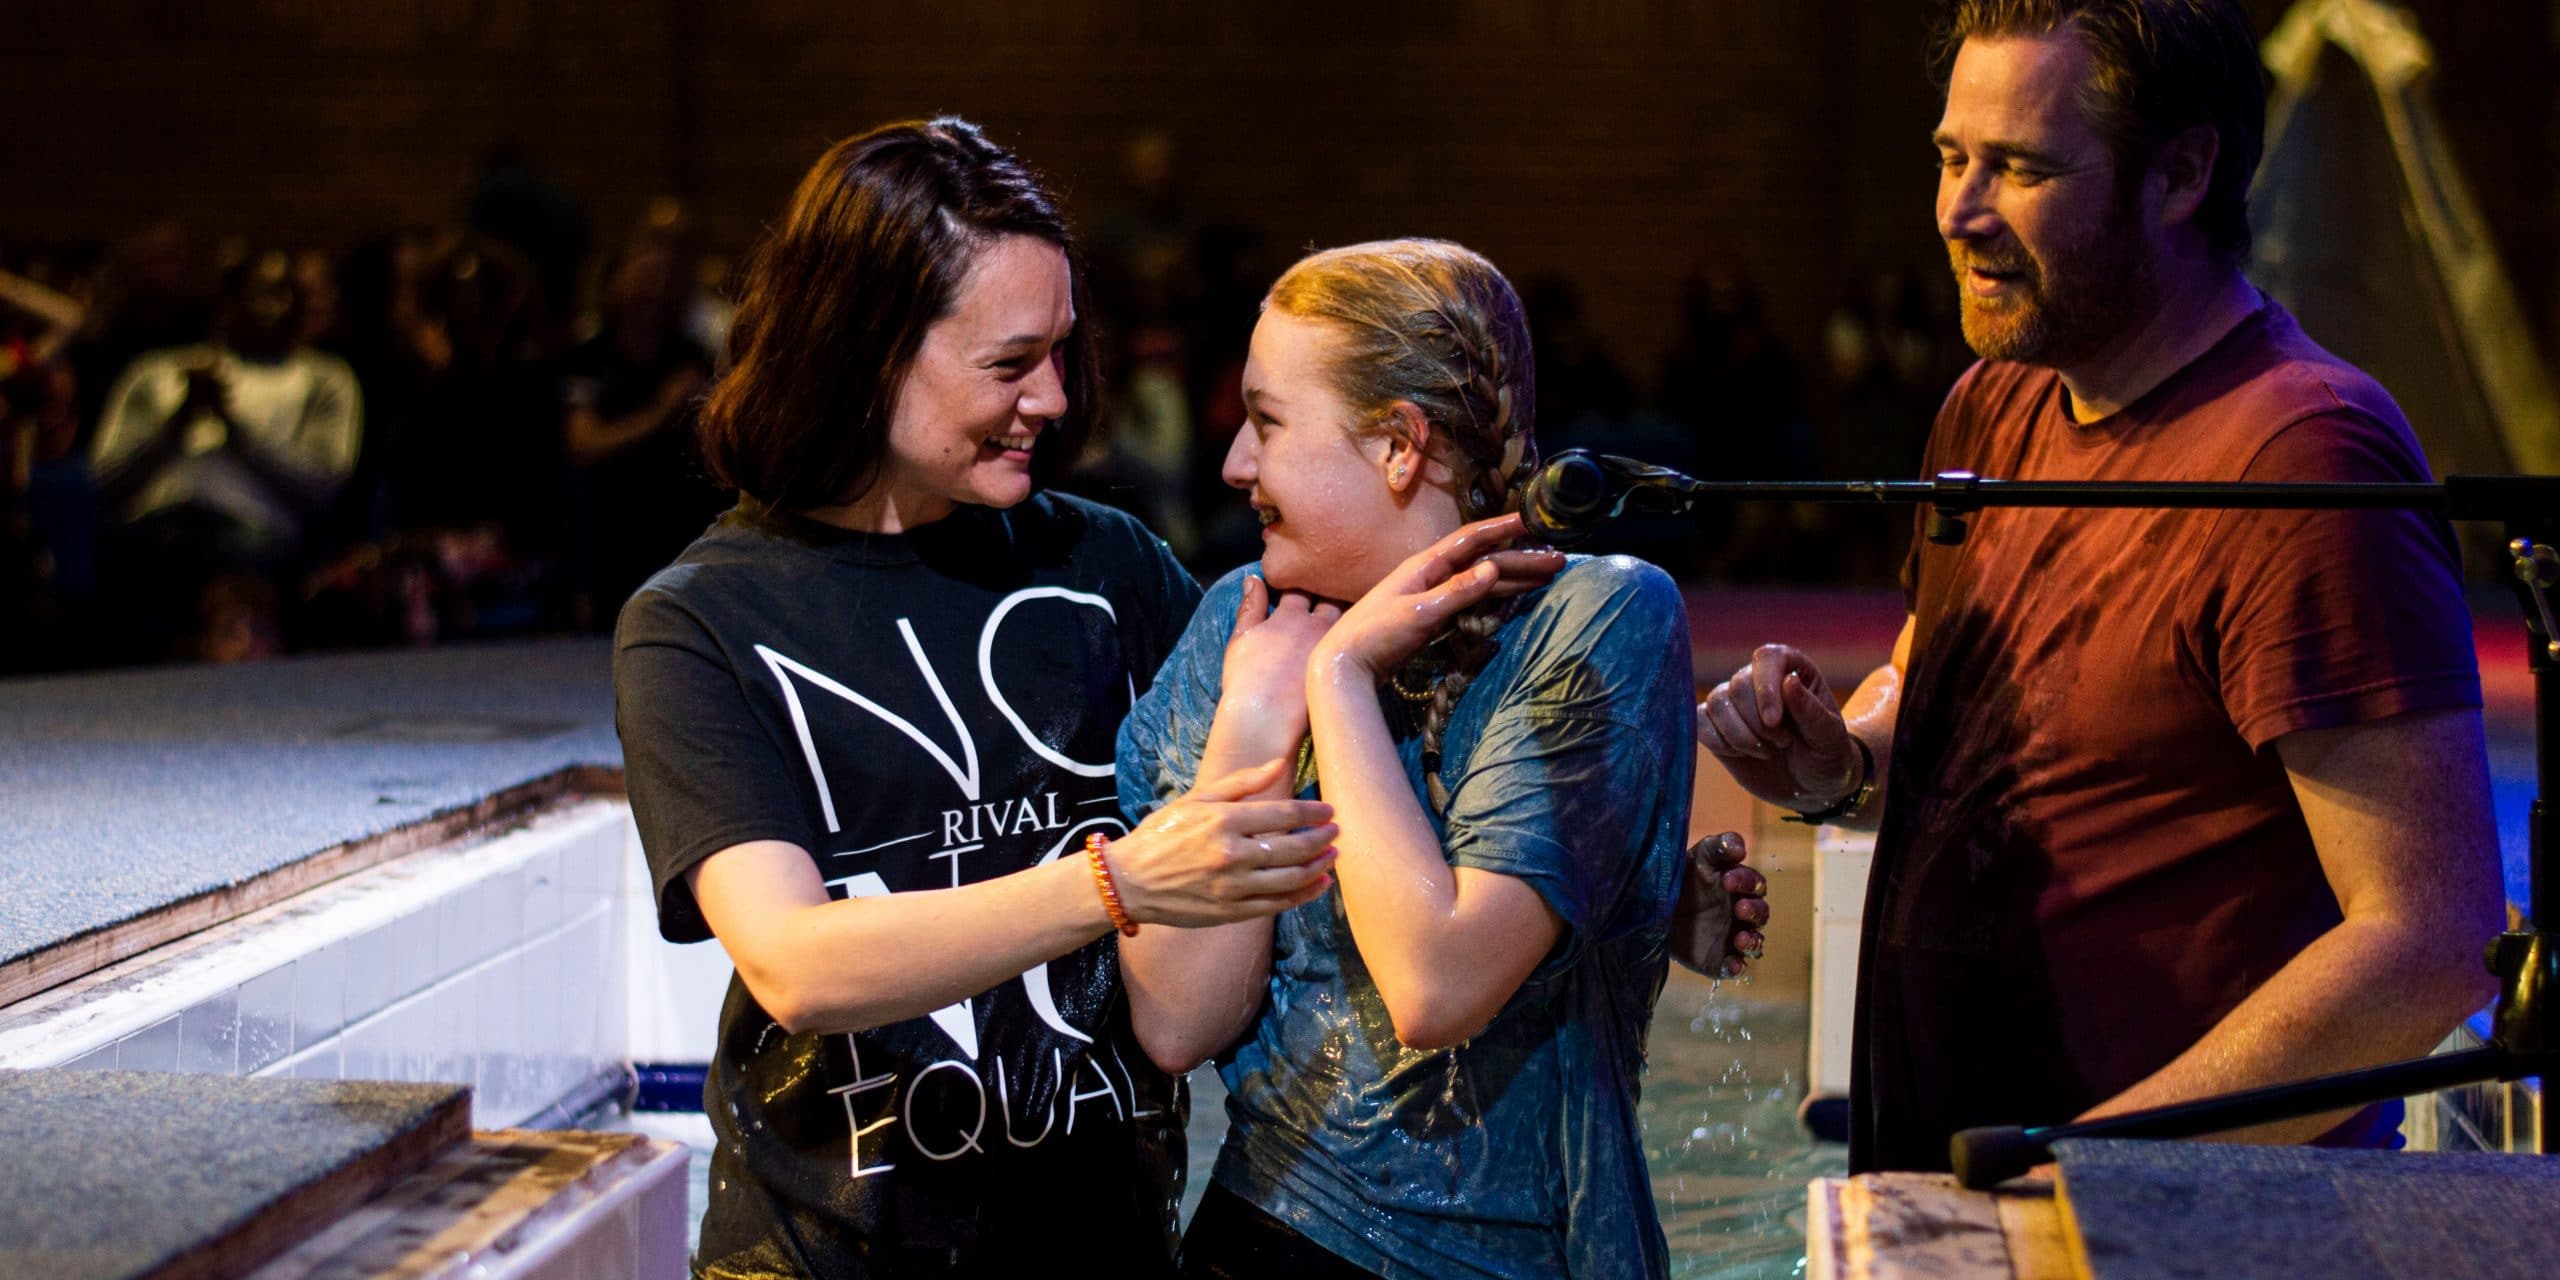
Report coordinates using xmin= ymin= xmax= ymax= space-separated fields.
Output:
xmin=870 ymin=234 xmax=1076 ymax=526
xmin=1223 ymin=310 xmax=1417 ymax=600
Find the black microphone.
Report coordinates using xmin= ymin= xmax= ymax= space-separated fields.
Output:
xmin=1520 ymin=449 xmax=1713 ymax=544
xmin=1520 ymin=451 xmax=1614 ymax=544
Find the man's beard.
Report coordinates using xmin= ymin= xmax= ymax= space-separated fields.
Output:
xmin=1949 ymin=193 xmax=2150 ymax=367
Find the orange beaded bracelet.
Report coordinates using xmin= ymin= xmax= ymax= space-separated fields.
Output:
xmin=1085 ymin=831 xmax=1139 ymax=937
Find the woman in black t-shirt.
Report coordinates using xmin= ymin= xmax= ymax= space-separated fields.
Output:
xmin=612 ymin=118 xmax=1338 ymax=1278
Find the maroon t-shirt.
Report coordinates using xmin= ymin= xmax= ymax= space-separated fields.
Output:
xmin=1851 ymin=298 xmax=2480 ymax=1172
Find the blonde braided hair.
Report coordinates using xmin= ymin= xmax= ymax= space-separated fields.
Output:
xmin=1265 ymin=239 xmax=1541 ymax=810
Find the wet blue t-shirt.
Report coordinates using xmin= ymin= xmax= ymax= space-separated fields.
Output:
xmin=1118 ymin=555 xmax=1691 ymax=1279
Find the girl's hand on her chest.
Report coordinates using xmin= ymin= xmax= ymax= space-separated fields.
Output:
xmin=1217 ymin=575 xmax=1341 ymax=756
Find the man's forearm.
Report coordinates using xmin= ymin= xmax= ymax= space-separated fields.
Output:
xmin=2098 ymin=708 xmax=2507 ymax=1141
xmin=1831 ymin=661 xmax=1902 ymax=831
xmin=2080 ymin=912 xmax=2495 ymax=1141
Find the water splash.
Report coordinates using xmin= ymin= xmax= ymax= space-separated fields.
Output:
xmin=1640 ymin=970 xmax=1843 ymax=1278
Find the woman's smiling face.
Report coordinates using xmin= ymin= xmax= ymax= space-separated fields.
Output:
xmin=858 ymin=234 xmax=1076 ymax=529
xmin=1222 ymin=309 xmax=1424 ymax=601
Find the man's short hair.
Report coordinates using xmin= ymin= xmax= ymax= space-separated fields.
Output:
xmin=1935 ymin=0 xmax=2267 ymax=265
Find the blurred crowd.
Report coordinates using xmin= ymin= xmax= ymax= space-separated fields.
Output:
xmin=0 ymin=133 xmax=1963 ymax=677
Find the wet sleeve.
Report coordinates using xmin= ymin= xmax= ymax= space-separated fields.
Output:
xmin=1141 ymin=527 xmax=1206 ymax=681
xmin=614 ymin=594 xmax=814 ymax=943
xmin=1442 ymin=561 xmax=1690 ymax=966
xmin=1117 ymin=564 xmax=1251 ymax=825
xmin=2213 ymin=411 xmax=2482 ymax=749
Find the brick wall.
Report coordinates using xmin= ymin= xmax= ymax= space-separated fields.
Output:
xmin=7 ymin=0 xmax=2550 ymax=371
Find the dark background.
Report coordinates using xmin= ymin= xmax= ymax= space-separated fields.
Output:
xmin=3 ymin=0 xmax=2553 ymax=671
xmin=8 ymin=1 xmax=2550 ymax=367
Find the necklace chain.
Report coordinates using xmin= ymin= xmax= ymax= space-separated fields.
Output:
xmin=1387 ymin=668 xmax=1439 ymax=705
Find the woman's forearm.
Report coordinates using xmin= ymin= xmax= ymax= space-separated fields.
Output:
xmin=696 ymin=844 xmax=1113 ymax=1037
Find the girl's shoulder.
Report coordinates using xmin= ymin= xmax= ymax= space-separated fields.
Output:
xmin=1522 ymin=554 xmax=1683 ymax=633
xmin=1488 ymin=555 xmax=1688 ymax=705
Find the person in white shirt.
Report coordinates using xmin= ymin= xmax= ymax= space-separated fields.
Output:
xmin=92 ymin=249 xmax=362 ymax=559
xmin=91 ymin=249 xmax=364 ymax=660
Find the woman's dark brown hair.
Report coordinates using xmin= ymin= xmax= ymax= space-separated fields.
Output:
xmin=699 ymin=117 xmax=1098 ymax=510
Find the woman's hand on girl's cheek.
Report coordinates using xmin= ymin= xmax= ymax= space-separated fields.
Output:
xmin=1309 ymin=515 xmax=1565 ymax=682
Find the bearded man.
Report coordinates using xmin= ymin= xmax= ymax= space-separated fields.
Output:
xmin=1697 ymin=0 xmax=2503 ymax=1173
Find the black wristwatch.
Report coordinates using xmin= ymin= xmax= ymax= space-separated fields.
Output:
xmin=1782 ymin=737 xmax=1876 ymax=826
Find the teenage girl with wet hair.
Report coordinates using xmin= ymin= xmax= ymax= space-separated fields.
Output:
xmin=1119 ymin=239 xmax=1698 ymax=1278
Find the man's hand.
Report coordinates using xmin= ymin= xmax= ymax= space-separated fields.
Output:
xmin=1696 ymin=644 xmax=1862 ymax=812
xmin=1672 ymin=831 xmax=1770 ymax=977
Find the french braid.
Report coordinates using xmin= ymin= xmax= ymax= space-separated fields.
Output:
xmin=1264 ymin=239 xmax=1541 ymax=811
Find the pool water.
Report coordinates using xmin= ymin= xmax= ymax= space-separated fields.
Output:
xmin=1640 ymin=972 xmax=1841 ymax=1277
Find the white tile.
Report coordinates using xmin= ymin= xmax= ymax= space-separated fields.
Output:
xmin=525 ymin=846 xmax=567 ymax=937
xmin=289 ymin=1042 xmax=342 ymax=1081
xmin=438 ymin=885 xmax=482 ymax=976
xmin=178 ymin=991 xmax=239 ymax=1075
xmin=591 ymin=819 xmax=637 ymax=900
xmin=294 ymin=940 xmax=349 ymax=1049
xmin=120 ymin=1015 xmax=182 ymax=1072
xmin=237 ymin=964 xmax=295 ymax=1073
xmin=478 ymin=951 xmax=525 ymax=1063
xmin=559 ymin=925 xmax=619 ymax=1107
xmin=523 ymin=930 xmax=570 ymax=1067
xmin=340 ymin=1013 xmax=394 ymax=1083
xmin=520 ymin=931 xmax=590 ymax=1116
xmin=624 ymin=909 xmax=730 ymax=1065
xmin=594 ymin=912 xmax=639 ymax=1065
xmin=473 ymin=957 xmax=530 ymax=1129
xmin=479 ymin=869 xmax=527 ymax=963
xmin=430 ymin=979 xmax=476 ymax=1088
xmin=563 ymin=912 xmax=608 ymax=1056
xmin=343 ymin=923 xmax=398 ymax=1025
xmin=378 ymin=988 xmax=432 ymax=1084
xmin=394 ymin=905 xmax=440 ymax=1002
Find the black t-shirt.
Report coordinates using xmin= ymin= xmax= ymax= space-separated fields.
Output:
xmin=614 ymin=491 xmax=1204 ymax=1277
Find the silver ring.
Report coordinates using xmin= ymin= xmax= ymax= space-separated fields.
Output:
xmin=1255 ymin=837 xmax=1273 ymax=856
